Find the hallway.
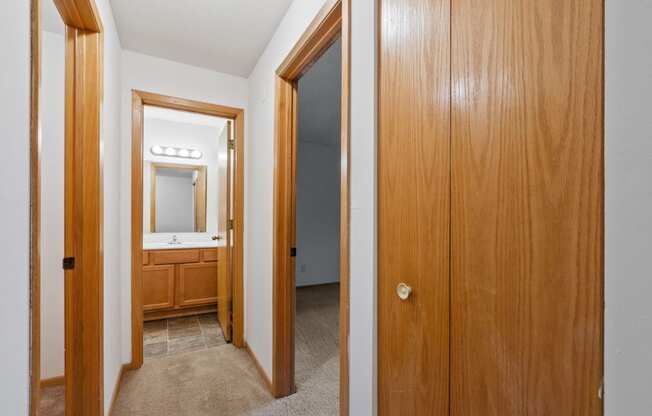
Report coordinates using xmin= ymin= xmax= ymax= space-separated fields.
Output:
xmin=112 ymin=284 xmax=339 ymax=415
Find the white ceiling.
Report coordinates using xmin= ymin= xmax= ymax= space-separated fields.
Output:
xmin=110 ymin=0 xmax=293 ymax=77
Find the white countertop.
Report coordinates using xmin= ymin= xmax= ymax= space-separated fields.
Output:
xmin=143 ymin=240 xmax=224 ymax=250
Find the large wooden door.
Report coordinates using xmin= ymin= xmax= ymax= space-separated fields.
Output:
xmin=449 ymin=0 xmax=604 ymax=414
xmin=217 ymin=120 xmax=234 ymax=341
xmin=378 ymin=0 xmax=451 ymax=414
xmin=379 ymin=0 xmax=603 ymax=414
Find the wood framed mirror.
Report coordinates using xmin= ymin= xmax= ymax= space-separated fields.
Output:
xmin=148 ymin=162 xmax=207 ymax=233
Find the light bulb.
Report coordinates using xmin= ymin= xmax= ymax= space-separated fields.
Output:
xmin=165 ymin=147 xmax=177 ymax=156
xmin=151 ymin=145 xmax=163 ymax=155
xmin=190 ymin=150 xmax=202 ymax=159
xmin=178 ymin=148 xmax=190 ymax=158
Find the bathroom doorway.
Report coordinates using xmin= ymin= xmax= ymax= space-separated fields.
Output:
xmin=129 ymin=91 xmax=245 ymax=369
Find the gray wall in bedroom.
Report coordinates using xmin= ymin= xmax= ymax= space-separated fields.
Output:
xmin=295 ymin=38 xmax=341 ymax=287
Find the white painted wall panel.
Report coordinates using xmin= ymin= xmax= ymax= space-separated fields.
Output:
xmin=605 ymin=1 xmax=652 ymax=413
xmin=0 ymin=1 xmax=31 ymax=414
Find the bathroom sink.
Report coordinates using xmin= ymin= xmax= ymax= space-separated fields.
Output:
xmin=142 ymin=240 xmax=222 ymax=250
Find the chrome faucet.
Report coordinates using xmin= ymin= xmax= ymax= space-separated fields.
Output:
xmin=169 ymin=235 xmax=181 ymax=245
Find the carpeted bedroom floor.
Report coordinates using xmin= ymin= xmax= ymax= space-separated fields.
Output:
xmin=112 ymin=283 xmax=340 ymax=416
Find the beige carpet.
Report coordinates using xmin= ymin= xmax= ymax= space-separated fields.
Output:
xmin=40 ymin=385 xmax=64 ymax=416
xmin=113 ymin=283 xmax=339 ymax=416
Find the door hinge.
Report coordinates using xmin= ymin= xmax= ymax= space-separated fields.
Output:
xmin=290 ymin=247 xmax=297 ymax=257
xmin=62 ymin=257 xmax=75 ymax=270
xmin=227 ymin=219 xmax=234 ymax=230
xmin=228 ymin=139 xmax=235 ymax=150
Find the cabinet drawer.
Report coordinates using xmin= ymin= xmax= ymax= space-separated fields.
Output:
xmin=201 ymin=248 xmax=218 ymax=262
xmin=142 ymin=251 xmax=149 ymax=265
xmin=151 ymin=249 xmax=200 ymax=265
xmin=143 ymin=265 xmax=175 ymax=312
xmin=178 ymin=263 xmax=217 ymax=307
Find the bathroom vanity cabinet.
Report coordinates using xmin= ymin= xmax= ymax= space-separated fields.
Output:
xmin=142 ymin=247 xmax=225 ymax=321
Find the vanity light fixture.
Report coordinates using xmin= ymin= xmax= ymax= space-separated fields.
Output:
xmin=150 ymin=145 xmax=203 ymax=160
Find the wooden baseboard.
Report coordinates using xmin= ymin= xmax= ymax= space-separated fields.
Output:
xmin=108 ymin=364 xmax=129 ymax=416
xmin=40 ymin=375 xmax=65 ymax=389
xmin=244 ymin=342 xmax=273 ymax=394
xmin=296 ymin=281 xmax=340 ymax=289
xmin=144 ymin=304 xmax=216 ymax=321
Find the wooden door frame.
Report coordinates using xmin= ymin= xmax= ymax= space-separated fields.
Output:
xmin=130 ymin=90 xmax=246 ymax=369
xmin=272 ymin=1 xmax=351 ymax=414
xmin=30 ymin=0 xmax=105 ymax=415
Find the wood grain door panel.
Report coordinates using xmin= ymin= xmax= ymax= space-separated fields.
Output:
xmin=143 ymin=265 xmax=175 ymax=311
xmin=217 ymin=247 xmax=231 ymax=341
xmin=450 ymin=0 xmax=604 ymax=414
xmin=378 ymin=0 xmax=451 ymax=414
xmin=178 ymin=263 xmax=218 ymax=307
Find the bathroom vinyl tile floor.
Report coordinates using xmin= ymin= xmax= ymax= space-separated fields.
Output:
xmin=144 ymin=313 xmax=227 ymax=360
xmin=113 ymin=284 xmax=339 ymax=415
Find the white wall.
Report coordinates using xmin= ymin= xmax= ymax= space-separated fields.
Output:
xmin=0 ymin=1 xmax=30 ymax=414
xmin=245 ymin=0 xmax=337 ymax=381
xmin=245 ymin=6 xmax=378 ymax=415
xmin=120 ymin=50 xmax=248 ymax=364
xmin=295 ymin=39 xmax=341 ymax=287
xmin=605 ymin=1 xmax=652 ymax=413
xmin=40 ymin=30 xmax=66 ymax=380
xmin=295 ymin=142 xmax=340 ymax=286
xmin=348 ymin=1 xmax=377 ymax=414
xmin=94 ymin=0 xmax=125 ymax=413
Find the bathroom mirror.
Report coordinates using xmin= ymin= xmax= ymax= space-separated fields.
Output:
xmin=148 ymin=162 xmax=207 ymax=233
xmin=142 ymin=105 xmax=225 ymax=239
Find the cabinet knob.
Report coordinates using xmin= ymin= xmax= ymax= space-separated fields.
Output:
xmin=396 ymin=282 xmax=412 ymax=300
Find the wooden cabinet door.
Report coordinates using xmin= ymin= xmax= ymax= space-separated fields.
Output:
xmin=450 ymin=0 xmax=604 ymax=414
xmin=143 ymin=265 xmax=175 ymax=311
xmin=378 ymin=0 xmax=451 ymax=414
xmin=178 ymin=263 xmax=218 ymax=307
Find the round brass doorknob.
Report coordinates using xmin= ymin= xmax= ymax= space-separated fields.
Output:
xmin=396 ymin=282 xmax=412 ymax=300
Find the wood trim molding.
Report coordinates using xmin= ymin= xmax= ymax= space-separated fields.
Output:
xmin=272 ymin=75 xmax=296 ymax=397
xmin=29 ymin=1 xmax=42 ymax=414
xmin=272 ymin=1 xmax=350 ymax=413
xmin=31 ymin=1 xmax=105 ymax=415
xmin=130 ymin=91 xmax=145 ymax=370
xmin=40 ymin=375 xmax=65 ymax=389
xmin=276 ymin=0 xmax=342 ymax=79
xmin=338 ymin=2 xmax=351 ymax=414
xmin=245 ymin=343 xmax=273 ymax=393
xmin=131 ymin=91 xmax=246 ymax=369
xmin=52 ymin=0 xmax=102 ymax=32
xmin=64 ymin=24 xmax=105 ymax=416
